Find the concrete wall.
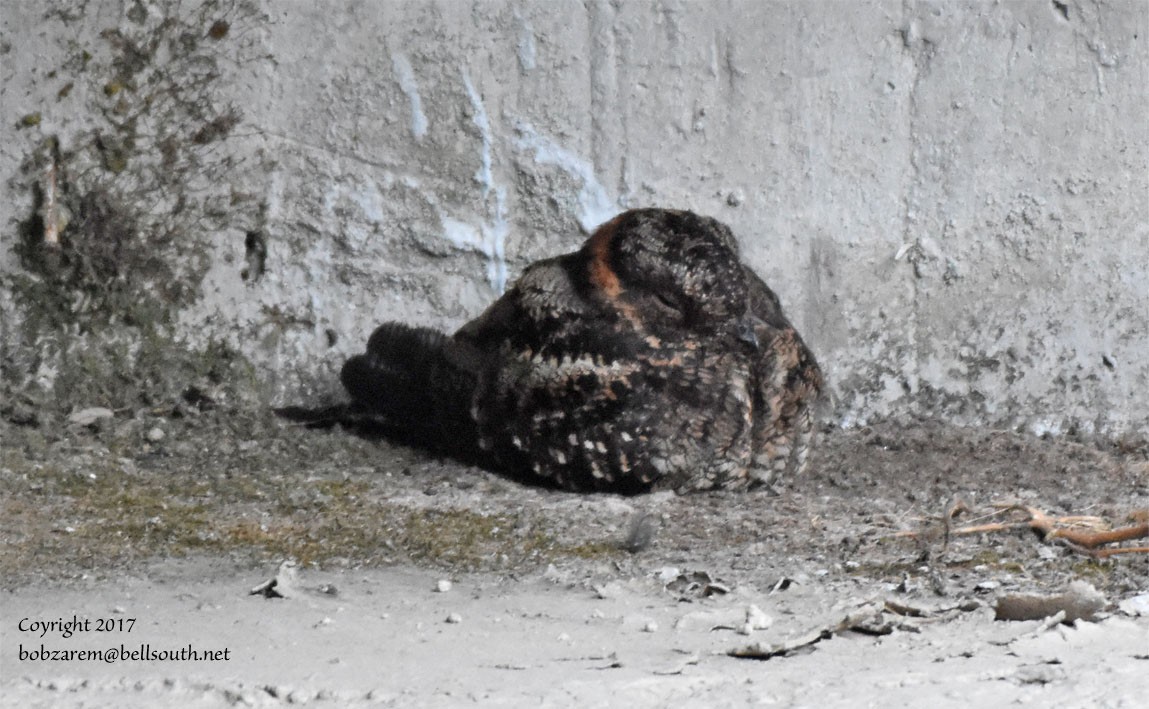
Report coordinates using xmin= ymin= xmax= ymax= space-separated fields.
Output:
xmin=2 ymin=0 xmax=1146 ymax=437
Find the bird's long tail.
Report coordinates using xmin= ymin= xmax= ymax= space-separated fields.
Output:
xmin=335 ymin=322 xmax=484 ymax=456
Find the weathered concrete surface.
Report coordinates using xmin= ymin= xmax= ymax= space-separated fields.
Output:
xmin=2 ymin=0 xmax=1146 ymax=437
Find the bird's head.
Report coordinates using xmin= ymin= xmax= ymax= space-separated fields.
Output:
xmin=583 ymin=208 xmax=757 ymax=346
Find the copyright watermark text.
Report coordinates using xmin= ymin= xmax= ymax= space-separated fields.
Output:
xmin=19 ymin=643 xmax=230 ymax=663
xmin=14 ymin=615 xmax=230 ymax=664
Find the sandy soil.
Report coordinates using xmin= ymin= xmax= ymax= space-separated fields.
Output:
xmin=1 ymin=408 xmax=1147 ymax=706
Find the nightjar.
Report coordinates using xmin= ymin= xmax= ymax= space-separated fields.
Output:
xmin=338 ymin=208 xmax=822 ymax=494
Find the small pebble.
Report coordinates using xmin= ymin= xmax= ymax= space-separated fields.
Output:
xmin=445 ymin=613 xmax=462 ymax=624
xmin=744 ymin=604 xmax=773 ymax=631
xmin=1118 ymin=594 xmax=1149 ymax=617
xmin=642 ymin=620 xmax=658 ymax=633
xmin=146 ymin=426 xmax=165 ymax=442
xmin=68 ymin=407 xmax=114 ymax=426
xmin=435 ymin=579 xmax=452 ymax=593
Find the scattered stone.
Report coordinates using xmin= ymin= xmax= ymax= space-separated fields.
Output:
xmin=1012 ymin=663 xmax=1067 ymax=685
xmin=445 ymin=612 xmax=462 ymax=624
xmin=994 ymin=580 xmax=1106 ymax=623
xmin=435 ymin=579 xmax=452 ymax=593
xmin=1117 ymin=593 xmax=1149 ymax=617
xmin=146 ymin=426 xmax=166 ymax=442
xmin=249 ymin=578 xmax=281 ymax=598
xmin=543 ymin=564 xmax=570 ymax=584
xmin=743 ymin=604 xmax=773 ymax=632
xmin=731 ymin=602 xmax=886 ymax=660
xmin=287 ymin=689 xmax=312 ymax=703
xmin=663 ymin=570 xmax=730 ymax=599
xmin=68 ymin=407 xmax=114 ymax=427
xmin=250 ymin=560 xmax=300 ymax=599
xmin=655 ymin=567 xmax=681 ymax=584
xmin=594 ymin=653 xmax=623 ymax=670
xmin=642 ymin=620 xmax=659 ymax=633
xmin=593 ymin=582 xmax=624 ymax=600
xmin=894 ymin=573 xmax=918 ymax=594
xmin=769 ymin=577 xmax=796 ymax=594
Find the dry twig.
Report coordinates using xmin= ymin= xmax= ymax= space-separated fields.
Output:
xmin=897 ymin=503 xmax=1149 ymax=558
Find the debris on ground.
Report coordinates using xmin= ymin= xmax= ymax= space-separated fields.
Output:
xmin=994 ymin=580 xmax=1107 ymax=623
xmin=250 ymin=560 xmax=300 ymax=599
xmin=899 ymin=500 xmax=1149 ymax=558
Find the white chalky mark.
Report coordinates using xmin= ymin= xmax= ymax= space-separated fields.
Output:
xmin=437 ymin=70 xmax=510 ymax=293
xmin=511 ymin=119 xmax=617 ymax=233
xmin=516 ymin=12 xmax=537 ymax=71
xmin=441 ymin=217 xmax=483 ymax=252
xmin=463 ymin=71 xmax=494 ymax=196
xmin=391 ymin=53 xmax=428 ymax=140
xmin=349 ymin=183 xmax=384 ymax=224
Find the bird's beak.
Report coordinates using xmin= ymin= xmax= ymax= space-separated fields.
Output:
xmin=737 ymin=314 xmax=763 ymax=350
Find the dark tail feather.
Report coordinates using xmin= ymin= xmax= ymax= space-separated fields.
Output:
xmin=339 ymin=322 xmax=483 ymax=457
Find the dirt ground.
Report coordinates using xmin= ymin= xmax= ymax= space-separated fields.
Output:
xmin=1 ymin=406 xmax=1147 ymax=706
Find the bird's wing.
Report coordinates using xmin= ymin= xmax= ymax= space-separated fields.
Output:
xmin=453 ymin=254 xmax=598 ymax=354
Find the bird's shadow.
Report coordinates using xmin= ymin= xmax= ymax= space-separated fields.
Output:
xmin=273 ymin=403 xmax=566 ymax=492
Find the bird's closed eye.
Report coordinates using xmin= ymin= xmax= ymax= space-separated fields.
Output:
xmin=653 ymin=292 xmax=680 ymax=313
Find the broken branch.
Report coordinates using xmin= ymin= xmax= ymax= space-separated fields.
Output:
xmin=897 ymin=502 xmax=1149 ymax=557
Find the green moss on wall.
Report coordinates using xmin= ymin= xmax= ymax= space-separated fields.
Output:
xmin=3 ymin=0 xmax=266 ymax=414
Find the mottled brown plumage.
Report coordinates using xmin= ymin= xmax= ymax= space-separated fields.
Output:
xmin=340 ymin=208 xmax=822 ymax=494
